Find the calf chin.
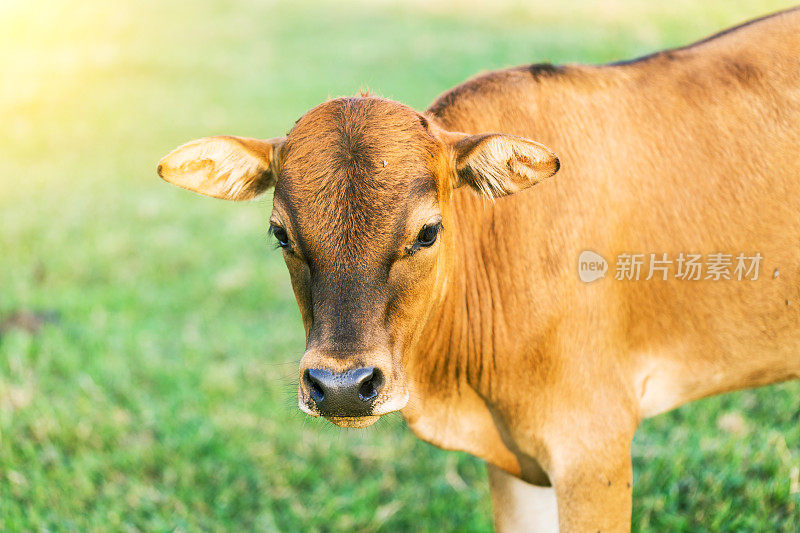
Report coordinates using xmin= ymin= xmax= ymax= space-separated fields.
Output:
xmin=324 ymin=415 xmax=382 ymax=429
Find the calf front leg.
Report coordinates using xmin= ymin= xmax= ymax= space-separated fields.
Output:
xmin=550 ymin=449 xmax=633 ymax=532
xmin=488 ymin=463 xmax=559 ymax=532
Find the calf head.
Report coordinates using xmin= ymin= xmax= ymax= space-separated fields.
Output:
xmin=158 ymin=96 xmax=559 ymax=428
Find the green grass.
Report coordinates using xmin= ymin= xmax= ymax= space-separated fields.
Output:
xmin=1 ymin=0 xmax=798 ymax=530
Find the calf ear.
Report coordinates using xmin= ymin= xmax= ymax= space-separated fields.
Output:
xmin=157 ymin=136 xmax=285 ymax=201
xmin=444 ymin=132 xmax=559 ymax=198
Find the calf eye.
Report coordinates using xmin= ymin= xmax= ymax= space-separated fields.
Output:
xmin=269 ymin=224 xmax=290 ymax=248
xmin=416 ymin=223 xmax=441 ymax=247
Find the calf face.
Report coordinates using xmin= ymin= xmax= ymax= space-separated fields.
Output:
xmin=158 ymin=96 xmax=559 ymax=427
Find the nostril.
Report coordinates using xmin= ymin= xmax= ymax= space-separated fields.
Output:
xmin=358 ymin=380 xmax=377 ymax=402
xmin=309 ymin=380 xmax=325 ymax=403
xmin=358 ymin=367 xmax=384 ymax=402
xmin=304 ymin=369 xmax=325 ymax=403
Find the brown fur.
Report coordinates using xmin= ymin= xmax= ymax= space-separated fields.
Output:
xmin=158 ymin=7 xmax=800 ymax=531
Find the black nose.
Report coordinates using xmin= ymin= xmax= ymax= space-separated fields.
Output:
xmin=303 ymin=367 xmax=384 ymax=416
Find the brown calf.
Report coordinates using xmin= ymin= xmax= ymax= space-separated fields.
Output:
xmin=158 ymin=8 xmax=800 ymax=531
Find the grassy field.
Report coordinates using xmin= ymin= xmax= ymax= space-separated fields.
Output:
xmin=1 ymin=0 xmax=798 ymax=530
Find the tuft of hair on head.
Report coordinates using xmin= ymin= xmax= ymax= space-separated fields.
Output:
xmin=358 ymin=86 xmax=372 ymax=98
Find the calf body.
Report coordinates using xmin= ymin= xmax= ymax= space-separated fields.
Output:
xmin=408 ymin=9 xmax=800 ymax=530
xmin=158 ymin=8 xmax=800 ymax=531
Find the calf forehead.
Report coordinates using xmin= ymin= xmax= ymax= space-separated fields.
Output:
xmin=275 ymin=97 xmax=439 ymax=265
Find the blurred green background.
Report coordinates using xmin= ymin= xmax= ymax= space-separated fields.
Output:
xmin=1 ymin=0 xmax=798 ymax=530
